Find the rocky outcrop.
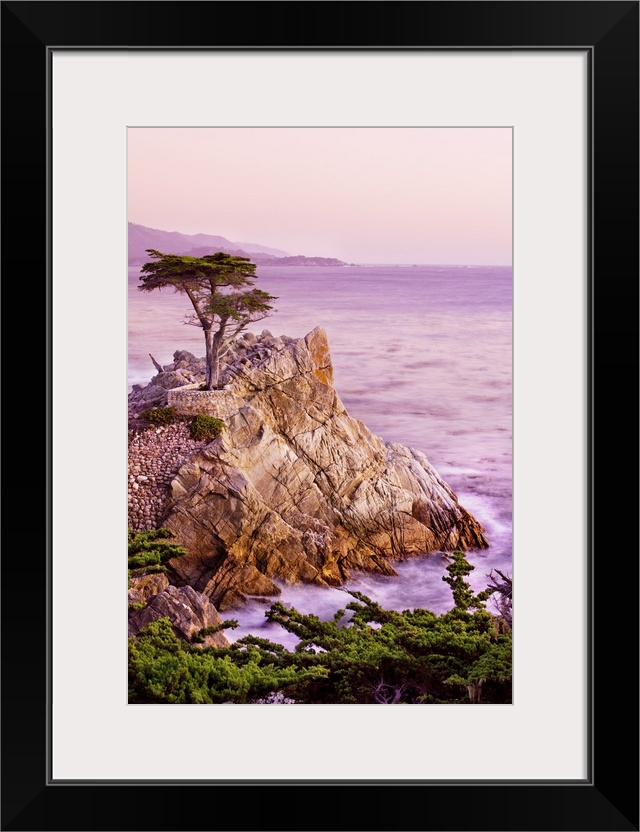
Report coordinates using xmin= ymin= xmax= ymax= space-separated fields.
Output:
xmin=128 ymin=350 xmax=208 ymax=414
xmin=128 ymin=585 xmax=230 ymax=648
xmin=167 ymin=552 xmax=282 ymax=612
xmin=128 ymin=573 xmax=170 ymax=606
xmin=128 ymin=327 xmax=488 ymax=611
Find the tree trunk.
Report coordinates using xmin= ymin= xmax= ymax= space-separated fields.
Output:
xmin=466 ymin=679 xmax=485 ymax=703
xmin=203 ymin=327 xmax=221 ymax=391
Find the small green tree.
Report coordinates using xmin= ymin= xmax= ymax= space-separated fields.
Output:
xmin=441 ymin=550 xmax=493 ymax=612
xmin=139 ymin=250 xmax=277 ymax=390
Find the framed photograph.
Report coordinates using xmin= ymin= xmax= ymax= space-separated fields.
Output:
xmin=2 ymin=2 xmax=637 ymax=830
xmin=125 ymin=124 xmax=514 ymax=703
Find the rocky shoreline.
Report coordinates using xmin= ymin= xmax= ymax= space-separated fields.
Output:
xmin=128 ymin=327 xmax=488 ymax=639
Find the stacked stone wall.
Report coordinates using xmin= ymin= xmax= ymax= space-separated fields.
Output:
xmin=128 ymin=423 xmax=208 ymax=531
xmin=167 ymin=387 xmax=240 ymax=419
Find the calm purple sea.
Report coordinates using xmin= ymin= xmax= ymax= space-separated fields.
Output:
xmin=129 ymin=264 xmax=512 ymax=647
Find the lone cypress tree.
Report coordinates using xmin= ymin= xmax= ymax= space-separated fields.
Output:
xmin=139 ymin=249 xmax=276 ymax=390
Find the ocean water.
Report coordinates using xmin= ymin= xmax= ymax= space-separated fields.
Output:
xmin=128 ymin=264 xmax=512 ymax=648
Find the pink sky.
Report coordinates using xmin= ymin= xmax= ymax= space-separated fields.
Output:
xmin=128 ymin=127 xmax=512 ymax=265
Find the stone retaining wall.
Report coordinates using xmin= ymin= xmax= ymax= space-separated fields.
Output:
xmin=128 ymin=423 xmax=209 ymax=532
xmin=167 ymin=387 xmax=240 ymax=420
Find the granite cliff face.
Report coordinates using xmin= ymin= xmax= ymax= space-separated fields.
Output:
xmin=129 ymin=327 xmax=488 ymax=612
xmin=128 ymin=584 xmax=230 ymax=648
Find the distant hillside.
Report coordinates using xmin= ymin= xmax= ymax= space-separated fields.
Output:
xmin=263 ymin=255 xmax=347 ymax=267
xmin=235 ymin=241 xmax=289 ymax=257
xmin=128 ymin=222 xmax=347 ymax=266
xmin=128 ymin=223 xmax=291 ymax=265
xmin=128 ymin=224 xmax=235 ymax=264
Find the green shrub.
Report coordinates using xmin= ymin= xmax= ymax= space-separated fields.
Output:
xmin=129 ymin=618 xmax=326 ymax=704
xmin=128 ymin=601 xmax=147 ymax=612
xmin=189 ymin=414 xmax=225 ymax=441
xmin=127 ymin=528 xmax=187 ymax=573
xmin=140 ymin=406 xmax=177 ymax=425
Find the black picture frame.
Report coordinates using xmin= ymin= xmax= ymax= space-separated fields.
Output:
xmin=2 ymin=2 xmax=638 ymax=830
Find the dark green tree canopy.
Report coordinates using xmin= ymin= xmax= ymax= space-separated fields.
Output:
xmin=139 ymin=249 xmax=277 ymax=390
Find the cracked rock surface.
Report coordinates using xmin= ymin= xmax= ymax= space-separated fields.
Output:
xmin=128 ymin=326 xmax=488 ymax=611
xmin=128 ymin=585 xmax=230 ymax=648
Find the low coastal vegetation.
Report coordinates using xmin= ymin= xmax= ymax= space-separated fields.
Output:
xmin=128 ymin=552 xmax=512 ymax=704
xmin=140 ymin=405 xmax=177 ymax=425
xmin=138 ymin=407 xmax=225 ymax=442
xmin=188 ymin=414 xmax=225 ymax=441
xmin=128 ymin=527 xmax=187 ymax=579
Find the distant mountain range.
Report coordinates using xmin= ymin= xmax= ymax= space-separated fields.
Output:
xmin=234 ymin=241 xmax=290 ymax=257
xmin=128 ymin=223 xmax=347 ymax=266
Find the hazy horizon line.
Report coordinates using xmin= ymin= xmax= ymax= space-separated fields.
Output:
xmin=129 ymin=219 xmax=511 ymax=269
